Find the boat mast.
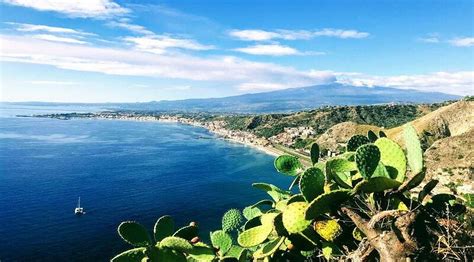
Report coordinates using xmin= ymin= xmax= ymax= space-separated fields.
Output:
xmin=78 ymin=197 xmax=81 ymax=208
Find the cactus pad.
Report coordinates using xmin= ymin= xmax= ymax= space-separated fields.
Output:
xmin=326 ymin=158 xmax=356 ymax=188
xmin=352 ymin=227 xmax=365 ymax=241
xmin=306 ymin=189 xmax=352 ymax=219
xmin=173 ymin=225 xmax=198 ymax=241
xmin=118 ymin=221 xmax=152 ymax=247
xmin=111 ymin=247 xmax=147 ymax=262
xmin=287 ymin=194 xmax=305 ymax=205
xmin=374 ymin=138 xmax=406 ymax=182
xmin=299 ymin=167 xmax=325 ymax=202
xmin=253 ymin=237 xmax=285 ymax=259
xmin=222 ymin=209 xmax=244 ymax=232
xmin=260 ymin=212 xmax=279 ymax=227
xmin=353 ymin=177 xmax=401 ymax=193
xmin=310 ymin=143 xmax=320 ymax=165
xmin=347 ymin=135 xmax=370 ymax=151
xmin=237 ymin=224 xmax=273 ymax=247
xmin=211 ymin=230 xmax=232 ymax=255
xmin=274 ymin=155 xmax=302 ymax=176
xmin=243 ymin=206 xmax=262 ymax=220
xmin=367 ymin=130 xmax=378 ymax=142
xmin=355 ymin=144 xmax=380 ymax=180
xmin=158 ymin=236 xmax=193 ymax=253
xmin=153 ymin=215 xmax=174 ymax=242
xmin=282 ymin=202 xmax=311 ymax=233
xmin=156 ymin=247 xmax=186 ymax=262
xmin=403 ymin=124 xmax=423 ymax=175
xmin=187 ymin=246 xmax=216 ymax=261
xmin=314 ymin=219 xmax=342 ymax=242
xmin=252 ymin=183 xmax=291 ymax=202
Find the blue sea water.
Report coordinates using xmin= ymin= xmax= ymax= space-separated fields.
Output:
xmin=0 ymin=105 xmax=292 ymax=261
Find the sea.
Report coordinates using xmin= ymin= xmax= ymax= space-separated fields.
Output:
xmin=0 ymin=104 xmax=292 ymax=261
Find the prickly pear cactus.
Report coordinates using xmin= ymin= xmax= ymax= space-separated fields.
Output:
xmin=299 ymin=167 xmax=325 ymax=202
xmin=274 ymin=155 xmax=302 ymax=176
xmin=314 ymin=219 xmax=342 ymax=242
xmin=306 ymin=189 xmax=352 ymax=219
xmin=222 ymin=209 xmax=244 ymax=232
xmin=111 ymin=247 xmax=147 ymax=262
xmin=403 ymin=124 xmax=423 ymax=175
xmin=326 ymin=158 xmax=356 ymax=188
xmin=353 ymin=176 xmax=401 ymax=193
xmin=153 ymin=215 xmax=174 ymax=242
xmin=367 ymin=130 xmax=378 ymax=142
xmin=237 ymin=224 xmax=273 ymax=247
xmin=347 ymin=135 xmax=370 ymax=151
xmin=159 ymin=236 xmax=193 ymax=252
xmin=118 ymin=221 xmax=152 ymax=247
xmin=211 ymin=230 xmax=232 ymax=255
xmin=310 ymin=143 xmax=320 ymax=165
xmin=374 ymin=138 xmax=406 ymax=182
xmin=282 ymin=202 xmax=311 ymax=233
xmin=355 ymin=144 xmax=380 ymax=180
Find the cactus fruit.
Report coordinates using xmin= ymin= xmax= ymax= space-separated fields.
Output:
xmin=210 ymin=230 xmax=232 ymax=255
xmin=367 ymin=130 xmax=378 ymax=142
xmin=159 ymin=236 xmax=193 ymax=252
xmin=111 ymin=247 xmax=147 ymax=262
xmin=154 ymin=215 xmax=174 ymax=242
xmin=274 ymin=155 xmax=302 ymax=176
xmin=253 ymin=237 xmax=285 ymax=259
xmin=190 ymin=236 xmax=200 ymax=244
xmin=173 ymin=225 xmax=198 ymax=241
xmin=355 ymin=144 xmax=380 ymax=180
xmin=374 ymin=138 xmax=406 ymax=182
xmin=314 ymin=219 xmax=342 ymax=242
xmin=299 ymin=167 xmax=325 ymax=202
xmin=222 ymin=209 xmax=244 ymax=232
xmin=118 ymin=221 xmax=152 ymax=247
xmin=403 ymin=124 xmax=423 ymax=175
xmin=237 ymin=224 xmax=273 ymax=247
xmin=282 ymin=202 xmax=311 ymax=233
xmin=189 ymin=221 xmax=197 ymax=227
xmin=306 ymin=189 xmax=352 ymax=219
xmin=347 ymin=135 xmax=370 ymax=151
xmin=310 ymin=143 xmax=320 ymax=165
xmin=353 ymin=177 xmax=401 ymax=193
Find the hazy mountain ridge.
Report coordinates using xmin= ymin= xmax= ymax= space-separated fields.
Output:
xmin=4 ymin=83 xmax=460 ymax=113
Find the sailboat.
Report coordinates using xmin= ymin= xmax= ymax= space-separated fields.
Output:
xmin=74 ymin=197 xmax=85 ymax=215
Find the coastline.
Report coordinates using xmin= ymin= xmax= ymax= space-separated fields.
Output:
xmin=33 ymin=114 xmax=285 ymax=158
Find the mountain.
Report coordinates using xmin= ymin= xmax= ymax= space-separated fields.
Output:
xmin=117 ymin=83 xmax=460 ymax=113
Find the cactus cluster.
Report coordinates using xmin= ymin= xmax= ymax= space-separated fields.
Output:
xmin=112 ymin=124 xmax=471 ymax=261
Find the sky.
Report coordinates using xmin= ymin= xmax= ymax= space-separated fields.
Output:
xmin=0 ymin=0 xmax=473 ymax=102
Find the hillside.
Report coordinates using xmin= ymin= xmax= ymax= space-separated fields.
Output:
xmin=113 ymin=83 xmax=458 ymax=113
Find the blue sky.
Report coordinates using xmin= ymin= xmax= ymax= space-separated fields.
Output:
xmin=0 ymin=0 xmax=473 ymax=102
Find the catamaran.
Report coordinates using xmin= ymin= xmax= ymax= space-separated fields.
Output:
xmin=74 ymin=197 xmax=85 ymax=215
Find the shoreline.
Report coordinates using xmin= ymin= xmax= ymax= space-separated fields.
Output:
xmin=32 ymin=114 xmax=285 ymax=158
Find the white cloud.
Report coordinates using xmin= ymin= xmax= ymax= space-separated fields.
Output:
xmin=1 ymin=0 xmax=129 ymax=18
xmin=28 ymin=80 xmax=79 ymax=85
xmin=336 ymin=71 xmax=474 ymax=95
xmin=234 ymin=44 xmax=299 ymax=56
xmin=31 ymin=34 xmax=87 ymax=44
xmin=106 ymin=18 xmax=154 ymax=35
xmin=229 ymin=28 xmax=369 ymax=41
xmin=418 ymin=37 xmax=440 ymax=43
xmin=1 ymin=35 xmax=471 ymax=96
xmin=124 ymin=35 xmax=215 ymax=54
xmin=233 ymin=44 xmax=324 ymax=56
xmin=449 ymin=37 xmax=474 ymax=47
xmin=7 ymin=22 xmax=95 ymax=36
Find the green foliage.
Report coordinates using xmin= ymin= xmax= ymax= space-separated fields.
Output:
xmin=112 ymin=125 xmax=470 ymax=261
xmin=367 ymin=130 xmax=378 ymax=142
xmin=355 ymin=144 xmax=381 ymax=179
